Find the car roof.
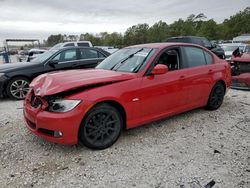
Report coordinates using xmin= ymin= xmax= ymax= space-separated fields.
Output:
xmin=220 ymin=43 xmax=246 ymax=46
xmin=127 ymin=42 xmax=207 ymax=50
xmin=29 ymin=48 xmax=47 ymax=52
xmin=168 ymin=36 xmax=205 ymax=39
xmin=57 ymin=46 xmax=111 ymax=56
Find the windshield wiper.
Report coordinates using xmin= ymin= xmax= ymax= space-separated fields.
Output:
xmin=132 ymin=49 xmax=153 ymax=73
xmin=110 ymin=48 xmax=144 ymax=71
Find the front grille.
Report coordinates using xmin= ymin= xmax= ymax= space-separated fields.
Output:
xmin=30 ymin=92 xmax=43 ymax=108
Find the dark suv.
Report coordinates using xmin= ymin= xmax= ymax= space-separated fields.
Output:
xmin=0 ymin=47 xmax=110 ymax=100
xmin=166 ymin=36 xmax=225 ymax=59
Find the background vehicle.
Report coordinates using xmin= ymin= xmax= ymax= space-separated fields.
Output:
xmin=50 ymin=41 xmax=93 ymax=51
xmin=17 ymin=50 xmax=29 ymax=62
xmin=24 ymin=43 xmax=231 ymax=149
xmin=95 ymin=46 xmax=119 ymax=54
xmin=219 ymin=43 xmax=246 ymax=61
xmin=0 ymin=47 xmax=110 ymax=100
xmin=232 ymin=73 xmax=250 ymax=90
xmin=166 ymin=36 xmax=225 ymax=59
xmin=27 ymin=48 xmax=47 ymax=62
xmin=231 ymin=49 xmax=250 ymax=90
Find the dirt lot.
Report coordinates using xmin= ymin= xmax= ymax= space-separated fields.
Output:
xmin=0 ymin=89 xmax=249 ymax=188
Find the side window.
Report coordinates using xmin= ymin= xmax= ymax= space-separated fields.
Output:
xmin=79 ymin=49 xmax=98 ymax=59
xmin=245 ymin=46 xmax=250 ymax=53
xmin=52 ymin=49 xmax=77 ymax=62
xmin=64 ymin=43 xmax=74 ymax=47
xmin=184 ymin=47 xmax=207 ymax=68
xmin=52 ymin=53 xmax=60 ymax=61
xmin=157 ymin=49 xmax=180 ymax=71
xmin=204 ymin=51 xmax=213 ymax=65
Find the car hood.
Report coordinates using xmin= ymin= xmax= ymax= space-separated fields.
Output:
xmin=0 ymin=62 xmax=37 ymax=72
xmin=232 ymin=53 xmax=250 ymax=62
xmin=225 ymin=51 xmax=233 ymax=56
xmin=30 ymin=69 xmax=136 ymax=97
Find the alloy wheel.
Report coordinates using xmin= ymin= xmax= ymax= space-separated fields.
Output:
xmin=79 ymin=104 xmax=122 ymax=149
xmin=9 ymin=79 xmax=30 ymax=99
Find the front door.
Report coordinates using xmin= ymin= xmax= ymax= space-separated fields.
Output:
xmin=45 ymin=48 xmax=78 ymax=72
xmin=138 ymin=47 xmax=190 ymax=120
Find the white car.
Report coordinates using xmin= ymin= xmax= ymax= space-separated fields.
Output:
xmin=220 ymin=43 xmax=247 ymax=61
xmin=50 ymin=41 xmax=93 ymax=51
xmin=27 ymin=48 xmax=47 ymax=62
xmin=95 ymin=46 xmax=119 ymax=54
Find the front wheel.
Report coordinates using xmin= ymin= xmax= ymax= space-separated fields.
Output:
xmin=79 ymin=104 xmax=123 ymax=150
xmin=6 ymin=77 xmax=30 ymax=100
xmin=206 ymin=83 xmax=225 ymax=110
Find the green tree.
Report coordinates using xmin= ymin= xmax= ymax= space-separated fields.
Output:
xmin=198 ymin=19 xmax=219 ymax=40
xmin=223 ymin=7 xmax=250 ymax=39
xmin=124 ymin=23 xmax=149 ymax=45
xmin=47 ymin=34 xmax=64 ymax=46
xmin=148 ymin=21 xmax=169 ymax=42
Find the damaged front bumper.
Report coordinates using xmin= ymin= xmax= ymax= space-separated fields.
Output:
xmin=231 ymin=73 xmax=250 ymax=90
xmin=23 ymin=90 xmax=91 ymax=145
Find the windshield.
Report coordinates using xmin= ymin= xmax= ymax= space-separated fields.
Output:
xmin=49 ymin=43 xmax=64 ymax=51
xmin=96 ymin=48 xmax=156 ymax=73
xmin=30 ymin=50 xmax=57 ymax=63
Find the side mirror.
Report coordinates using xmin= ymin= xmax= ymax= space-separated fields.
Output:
xmin=48 ymin=59 xmax=59 ymax=65
xmin=151 ymin=64 xmax=168 ymax=75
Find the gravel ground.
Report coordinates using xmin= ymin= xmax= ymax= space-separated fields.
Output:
xmin=0 ymin=89 xmax=249 ymax=188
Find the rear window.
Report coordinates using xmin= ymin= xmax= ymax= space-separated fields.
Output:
xmin=204 ymin=51 xmax=213 ymax=64
xmin=192 ymin=38 xmax=203 ymax=46
xmin=77 ymin=42 xmax=90 ymax=47
xmin=166 ymin=38 xmax=191 ymax=43
xmin=183 ymin=46 xmax=207 ymax=67
xmin=64 ymin=43 xmax=74 ymax=47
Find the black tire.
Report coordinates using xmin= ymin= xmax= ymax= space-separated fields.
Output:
xmin=206 ymin=82 xmax=225 ymax=110
xmin=79 ymin=104 xmax=123 ymax=150
xmin=6 ymin=77 xmax=30 ymax=100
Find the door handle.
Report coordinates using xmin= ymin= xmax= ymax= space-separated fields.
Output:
xmin=179 ymin=75 xmax=185 ymax=79
xmin=208 ymin=69 xmax=213 ymax=74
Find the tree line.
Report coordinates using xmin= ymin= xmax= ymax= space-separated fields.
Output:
xmin=46 ymin=7 xmax=250 ymax=47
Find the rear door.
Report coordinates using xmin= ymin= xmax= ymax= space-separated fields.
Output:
xmin=77 ymin=48 xmax=105 ymax=69
xmin=181 ymin=46 xmax=214 ymax=106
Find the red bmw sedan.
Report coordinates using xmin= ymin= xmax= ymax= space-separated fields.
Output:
xmin=24 ymin=43 xmax=232 ymax=149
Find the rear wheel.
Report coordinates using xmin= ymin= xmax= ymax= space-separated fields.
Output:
xmin=6 ymin=77 xmax=30 ymax=100
xmin=206 ymin=82 xmax=225 ymax=110
xmin=79 ymin=104 xmax=123 ymax=150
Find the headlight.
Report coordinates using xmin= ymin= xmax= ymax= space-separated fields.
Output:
xmin=48 ymin=99 xmax=81 ymax=113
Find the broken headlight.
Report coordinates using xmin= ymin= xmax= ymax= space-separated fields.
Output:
xmin=48 ymin=99 xmax=81 ymax=113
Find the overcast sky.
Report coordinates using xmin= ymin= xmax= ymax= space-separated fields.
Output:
xmin=0 ymin=0 xmax=249 ymax=45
